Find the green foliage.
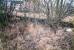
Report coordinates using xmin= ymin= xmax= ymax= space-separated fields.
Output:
xmin=0 ymin=0 xmax=9 ymax=28
xmin=0 ymin=13 xmax=8 ymax=28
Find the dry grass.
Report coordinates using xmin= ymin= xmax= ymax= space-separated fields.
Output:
xmin=0 ymin=19 xmax=72 ymax=50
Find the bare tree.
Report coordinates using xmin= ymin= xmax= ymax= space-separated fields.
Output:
xmin=40 ymin=0 xmax=73 ymax=28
